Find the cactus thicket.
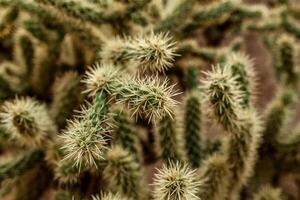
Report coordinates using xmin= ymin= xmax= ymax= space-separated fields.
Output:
xmin=0 ymin=0 xmax=299 ymax=200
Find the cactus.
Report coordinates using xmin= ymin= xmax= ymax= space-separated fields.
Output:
xmin=184 ymin=91 xmax=202 ymax=167
xmin=202 ymin=64 xmax=262 ymax=199
xmin=277 ymin=35 xmax=298 ymax=87
xmin=111 ymin=108 xmax=141 ymax=162
xmin=103 ymin=145 xmax=144 ymax=199
xmin=99 ymin=32 xmax=177 ymax=72
xmin=0 ymin=97 xmax=56 ymax=147
xmin=197 ymin=154 xmax=230 ymax=200
xmin=226 ymin=52 xmax=255 ymax=108
xmin=156 ymin=113 xmax=182 ymax=164
xmin=202 ymin=65 xmax=243 ymax=132
xmin=59 ymin=105 xmax=109 ymax=169
xmin=183 ymin=66 xmax=203 ymax=168
xmin=152 ymin=162 xmax=201 ymax=200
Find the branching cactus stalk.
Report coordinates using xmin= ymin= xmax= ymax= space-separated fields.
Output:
xmin=197 ymin=154 xmax=230 ymax=200
xmin=202 ymin=65 xmax=262 ymax=199
xmin=103 ymin=145 xmax=144 ymax=199
xmin=111 ymin=108 xmax=141 ymax=163
xmin=156 ymin=112 xmax=182 ymax=164
xmin=0 ymin=0 xmax=299 ymax=200
xmin=99 ymin=32 xmax=177 ymax=72
xmin=183 ymin=66 xmax=203 ymax=168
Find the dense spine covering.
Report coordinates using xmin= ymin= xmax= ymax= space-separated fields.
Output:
xmin=0 ymin=97 xmax=56 ymax=147
xmin=53 ymin=160 xmax=81 ymax=185
xmin=224 ymin=110 xmax=261 ymax=199
xmin=262 ymin=88 xmax=296 ymax=145
xmin=59 ymin=91 xmax=110 ymax=169
xmin=198 ymin=154 xmax=230 ymax=200
xmin=277 ymin=35 xmax=298 ymax=87
xmin=202 ymin=65 xmax=242 ymax=132
xmin=103 ymin=145 xmax=143 ymax=199
xmin=184 ymin=92 xmax=202 ymax=167
xmin=275 ymin=124 xmax=300 ymax=151
xmin=184 ymin=66 xmax=202 ymax=168
xmin=99 ymin=32 xmax=177 ymax=72
xmin=82 ymin=64 xmax=120 ymax=96
xmin=202 ymin=139 xmax=222 ymax=157
xmin=23 ymin=20 xmax=50 ymax=42
xmin=202 ymin=65 xmax=261 ymax=199
xmin=262 ymin=36 xmax=282 ymax=83
xmin=226 ymin=52 xmax=255 ymax=108
xmin=157 ymin=113 xmax=181 ymax=164
xmin=112 ymin=108 xmax=140 ymax=162
xmin=152 ymin=162 xmax=201 ymax=200
xmin=31 ymin=44 xmax=58 ymax=97
xmin=0 ymin=61 xmax=24 ymax=93
xmin=109 ymin=77 xmax=178 ymax=121
xmin=83 ymin=64 xmax=178 ymax=121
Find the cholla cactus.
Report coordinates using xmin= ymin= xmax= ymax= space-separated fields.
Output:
xmin=197 ymin=154 xmax=230 ymax=200
xmin=152 ymin=162 xmax=201 ymax=200
xmin=156 ymin=112 xmax=182 ymax=164
xmin=202 ymin=64 xmax=262 ymax=199
xmin=0 ymin=0 xmax=300 ymax=199
xmin=277 ymin=35 xmax=298 ymax=87
xmin=59 ymin=117 xmax=109 ymax=169
xmin=183 ymin=66 xmax=203 ymax=168
xmin=83 ymin=64 xmax=178 ymax=120
xmin=0 ymin=97 xmax=56 ymax=147
xmin=99 ymin=32 xmax=177 ymax=72
xmin=53 ymin=160 xmax=81 ymax=185
xmin=223 ymin=109 xmax=262 ymax=199
xmin=183 ymin=91 xmax=202 ymax=167
xmin=111 ymin=108 xmax=141 ymax=162
xmin=226 ymin=52 xmax=255 ymax=108
xmin=13 ymin=30 xmax=35 ymax=80
xmin=202 ymin=65 xmax=243 ymax=132
xmin=82 ymin=64 xmax=120 ymax=96
xmin=103 ymin=145 xmax=144 ymax=199
xmin=110 ymin=76 xmax=178 ymax=120
xmin=262 ymin=88 xmax=296 ymax=146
